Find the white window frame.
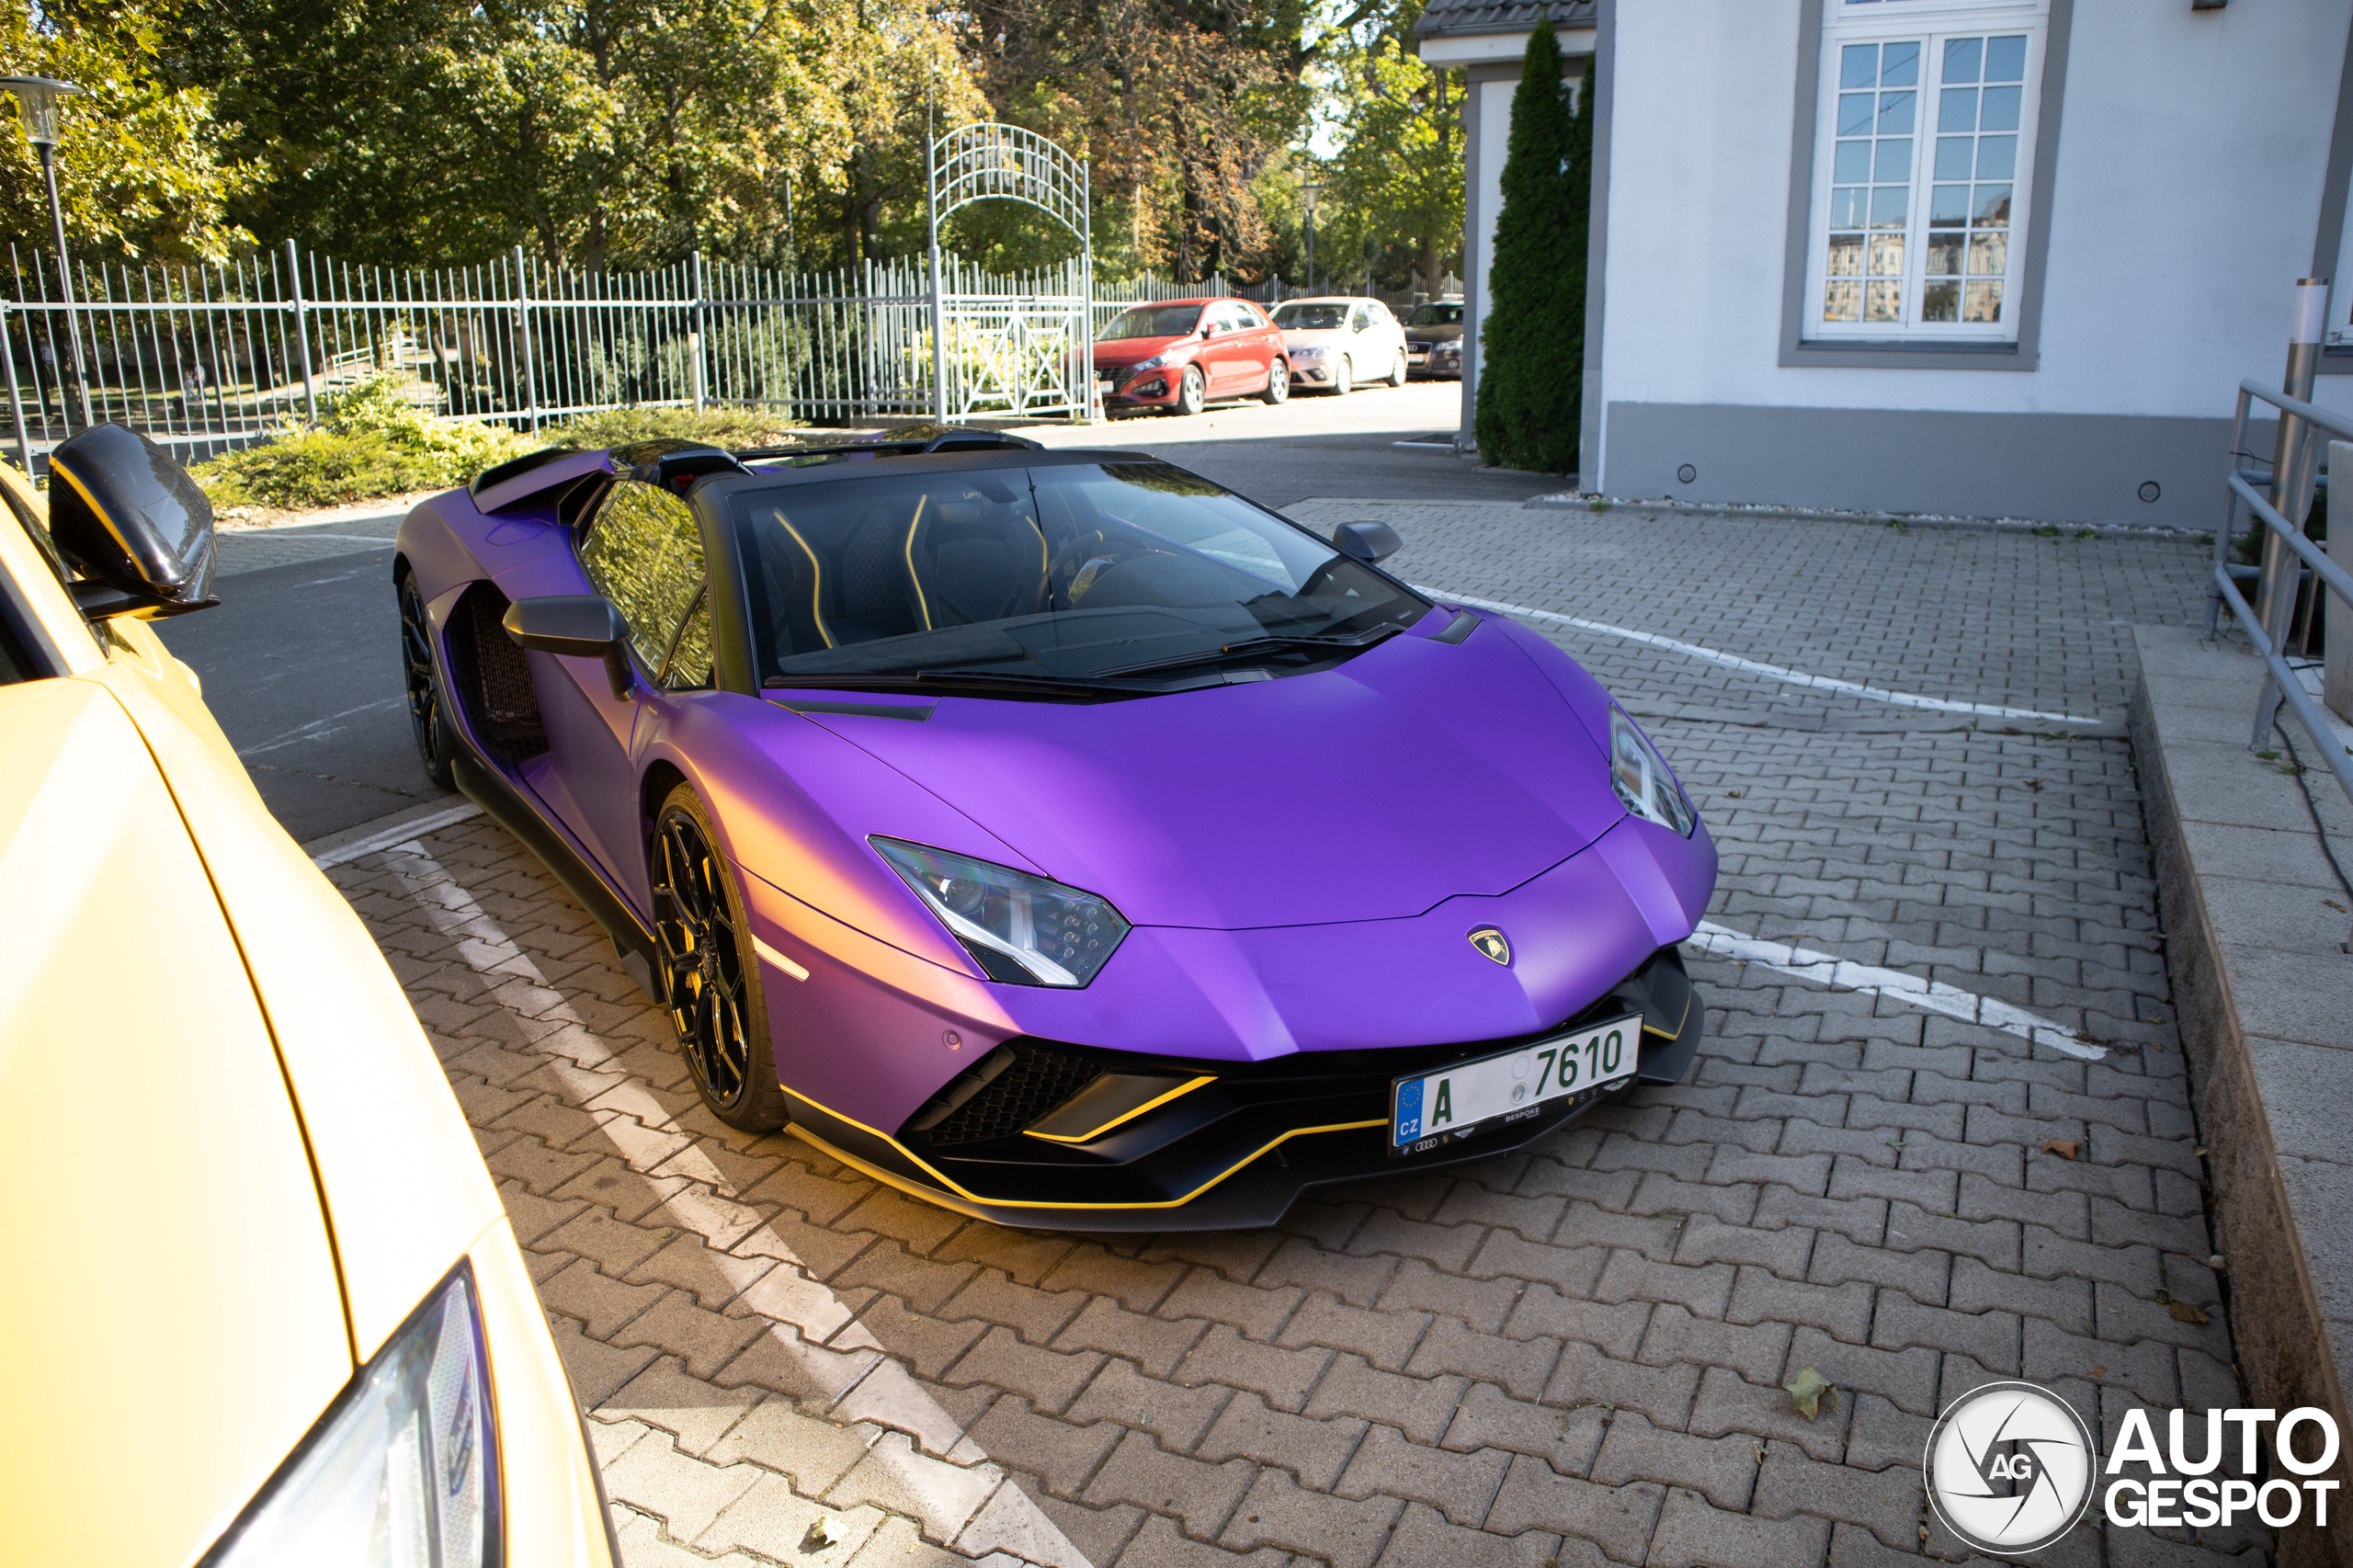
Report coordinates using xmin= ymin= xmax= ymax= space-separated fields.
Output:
xmin=1802 ymin=0 xmax=2050 ymax=344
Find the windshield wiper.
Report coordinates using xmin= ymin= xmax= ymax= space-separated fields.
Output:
xmin=1089 ymin=626 xmax=1402 ymax=679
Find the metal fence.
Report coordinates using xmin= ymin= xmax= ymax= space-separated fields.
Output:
xmin=2205 ymin=376 xmax=2353 ymax=805
xmin=0 ymin=241 xmax=1457 ymax=475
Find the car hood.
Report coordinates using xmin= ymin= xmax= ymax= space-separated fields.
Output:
xmin=1 ymin=678 xmax=352 ymax=1568
xmin=799 ymin=616 xmax=1624 ymax=929
xmin=1095 ymin=335 xmax=1191 ymax=369
xmin=1279 ymin=327 xmax=1347 ymax=346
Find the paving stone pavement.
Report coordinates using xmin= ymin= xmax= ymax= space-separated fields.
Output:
xmin=321 ymin=500 xmax=2268 ymax=1566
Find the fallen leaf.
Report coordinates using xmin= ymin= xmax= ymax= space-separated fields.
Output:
xmin=2093 ymin=1365 xmax=2106 ymax=1376
xmin=807 ymin=1516 xmax=847 ymax=1549
xmin=2169 ymin=1301 xmax=2212 ymax=1326
xmin=2042 ymin=1139 xmax=2080 ymax=1160
xmin=1785 ymin=1367 xmax=1837 ymax=1422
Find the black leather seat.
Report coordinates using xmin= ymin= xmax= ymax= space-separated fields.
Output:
xmin=905 ymin=495 xmax=1049 ymax=628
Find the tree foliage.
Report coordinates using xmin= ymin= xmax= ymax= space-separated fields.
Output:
xmin=1304 ymin=0 xmax=1461 ymax=293
xmin=178 ymin=0 xmax=982 ymax=273
xmin=1473 ymin=24 xmax=1586 ymax=474
xmin=0 ymin=0 xmax=1464 ymax=290
xmin=0 ymin=0 xmax=255 ymax=264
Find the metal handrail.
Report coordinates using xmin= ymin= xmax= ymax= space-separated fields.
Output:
xmin=2208 ymin=378 xmax=2353 ymax=805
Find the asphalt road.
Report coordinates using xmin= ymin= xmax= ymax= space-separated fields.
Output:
xmin=159 ymin=381 xmax=1562 ymax=845
xmin=158 ymin=543 xmax=436 ymax=842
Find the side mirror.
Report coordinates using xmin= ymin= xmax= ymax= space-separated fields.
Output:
xmin=503 ymin=595 xmax=635 ymax=699
xmin=47 ymin=423 xmax=218 ymax=619
xmin=1332 ymin=519 xmax=1404 ymax=566
xmin=1199 ymin=324 xmax=1215 ymax=338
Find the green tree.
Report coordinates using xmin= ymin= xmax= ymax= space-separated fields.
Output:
xmin=1309 ymin=0 xmax=1461 ymax=293
xmin=180 ymin=0 xmax=979 ymax=273
xmin=0 ymin=0 xmax=255 ymax=265
xmin=1472 ymin=22 xmax=1586 ymax=474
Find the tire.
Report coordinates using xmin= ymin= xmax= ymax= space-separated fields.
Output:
xmin=398 ymin=570 xmax=458 ymax=790
xmin=1388 ymin=351 xmax=1408 ymax=388
xmin=1172 ymin=365 xmax=1206 ymax=416
xmin=1261 ymin=358 xmax=1289 ymax=404
xmin=1331 ymin=356 xmax=1354 ymax=396
xmin=650 ymin=784 xmax=790 ymax=1131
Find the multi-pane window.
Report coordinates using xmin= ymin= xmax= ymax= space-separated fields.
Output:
xmin=1809 ymin=3 xmax=2043 ymax=341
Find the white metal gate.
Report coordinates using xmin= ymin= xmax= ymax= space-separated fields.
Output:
xmin=926 ymin=123 xmax=1094 ymax=423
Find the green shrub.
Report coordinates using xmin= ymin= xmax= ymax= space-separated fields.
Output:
xmin=194 ymin=373 xmax=536 ymax=509
xmin=1474 ymin=26 xmax=1591 ymax=476
xmin=540 ymin=403 xmax=803 ymax=451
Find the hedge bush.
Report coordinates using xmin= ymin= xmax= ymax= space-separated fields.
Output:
xmin=193 ymin=381 xmax=807 ymax=510
xmin=194 ymin=374 xmax=537 ymax=509
xmin=1473 ymin=24 xmax=1592 ymax=476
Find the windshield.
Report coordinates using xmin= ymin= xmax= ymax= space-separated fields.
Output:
xmin=735 ymin=462 xmax=1428 ymax=692
xmin=1273 ymin=302 xmax=1349 ymax=331
xmin=1098 ymin=304 xmax=1203 ymax=341
xmin=1407 ymin=304 xmax=1463 ymax=326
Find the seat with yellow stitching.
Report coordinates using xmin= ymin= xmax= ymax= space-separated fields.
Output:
xmin=904 ymin=494 xmax=1050 ymax=628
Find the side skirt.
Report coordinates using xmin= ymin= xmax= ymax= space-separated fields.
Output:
xmin=452 ymin=749 xmax=661 ymax=1002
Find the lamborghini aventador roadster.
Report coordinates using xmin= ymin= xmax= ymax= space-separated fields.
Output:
xmin=392 ymin=427 xmax=1716 ymax=1228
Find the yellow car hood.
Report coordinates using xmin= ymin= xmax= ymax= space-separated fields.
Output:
xmin=0 ymin=678 xmax=352 ymax=1568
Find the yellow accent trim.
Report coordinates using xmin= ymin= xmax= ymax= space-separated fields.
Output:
xmin=779 ymin=1085 xmax=1381 ymax=1210
xmin=904 ymin=494 xmax=933 ymax=631
xmin=1641 ymin=990 xmax=1692 ymax=1040
xmin=767 ymin=507 xmax=833 ymax=649
xmin=51 ymin=460 xmax=137 ymax=562
xmin=1021 ymin=1074 xmax=1218 ymax=1144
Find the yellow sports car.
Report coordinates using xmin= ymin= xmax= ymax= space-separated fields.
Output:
xmin=0 ymin=426 xmax=619 ymax=1568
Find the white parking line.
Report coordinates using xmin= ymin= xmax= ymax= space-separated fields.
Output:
xmin=1688 ymin=921 xmax=2107 ymax=1061
xmin=369 ymin=839 xmax=1091 ymax=1567
xmin=1419 ymin=587 xmax=2106 ymax=724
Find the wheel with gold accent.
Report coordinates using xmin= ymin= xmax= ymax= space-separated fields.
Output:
xmin=651 ymin=784 xmax=789 ymax=1130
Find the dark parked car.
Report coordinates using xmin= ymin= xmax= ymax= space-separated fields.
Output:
xmin=1094 ymin=299 xmax=1287 ymax=416
xmin=1404 ymin=300 xmax=1466 ymax=381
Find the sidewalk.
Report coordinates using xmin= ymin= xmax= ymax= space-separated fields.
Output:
xmin=2131 ymin=626 xmax=2353 ymax=1568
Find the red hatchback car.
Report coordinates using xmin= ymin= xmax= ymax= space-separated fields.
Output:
xmin=1094 ymin=297 xmax=1288 ymax=415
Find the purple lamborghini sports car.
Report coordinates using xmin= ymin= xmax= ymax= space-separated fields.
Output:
xmin=393 ymin=428 xmax=1716 ymax=1228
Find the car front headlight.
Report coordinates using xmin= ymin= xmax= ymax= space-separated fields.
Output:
xmin=873 ymin=836 xmax=1131 ymax=987
xmin=1610 ymin=707 xmax=1696 ymax=837
xmin=207 ymin=1266 xmax=498 ymax=1568
xmin=1290 ymin=345 xmax=1327 ymax=359
xmin=1131 ymin=349 xmax=1181 ymax=370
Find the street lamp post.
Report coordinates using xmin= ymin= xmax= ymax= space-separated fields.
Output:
xmin=1301 ymin=182 xmax=1324 ymax=295
xmin=0 ymin=75 xmax=90 ymax=429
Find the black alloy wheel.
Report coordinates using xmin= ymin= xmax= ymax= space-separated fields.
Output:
xmin=650 ymin=785 xmax=788 ymax=1130
xmin=398 ymin=571 xmax=458 ymax=790
xmin=1262 ymin=358 xmax=1289 ymax=404
xmin=1173 ymin=365 xmax=1206 ymax=417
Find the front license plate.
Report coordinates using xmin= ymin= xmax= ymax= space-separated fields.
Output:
xmin=1407 ymin=352 xmax=1427 ymax=364
xmin=1389 ymin=1013 xmax=1640 ymax=1156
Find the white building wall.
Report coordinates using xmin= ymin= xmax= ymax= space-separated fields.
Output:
xmin=1593 ymin=0 xmax=2353 ymax=520
xmin=1470 ymin=74 xmax=1515 ymax=403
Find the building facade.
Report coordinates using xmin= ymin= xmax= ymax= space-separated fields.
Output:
xmin=1419 ymin=0 xmax=2353 ymax=526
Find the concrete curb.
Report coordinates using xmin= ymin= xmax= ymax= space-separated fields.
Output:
xmin=1525 ymin=491 xmax=2205 ymax=540
xmin=2130 ymin=625 xmax=2353 ymax=1568
xmin=303 ymin=794 xmax=483 ymax=869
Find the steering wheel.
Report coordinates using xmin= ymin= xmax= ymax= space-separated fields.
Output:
xmin=1048 ymin=531 xmax=1154 ymax=606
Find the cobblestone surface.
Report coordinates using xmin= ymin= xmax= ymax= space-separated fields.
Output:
xmin=323 ymin=499 xmax=2260 ymax=1565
